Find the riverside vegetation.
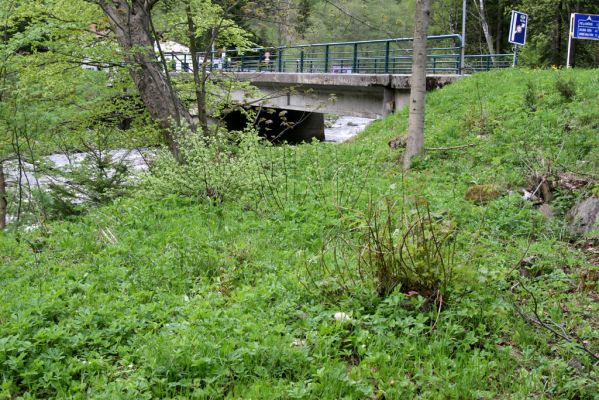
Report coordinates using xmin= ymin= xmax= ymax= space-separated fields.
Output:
xmin=1 ymin=69 xmax=598 ymax=398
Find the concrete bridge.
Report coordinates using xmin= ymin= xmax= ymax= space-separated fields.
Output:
xmin=166 ymin=35 xmax=513 ymax=141
xmin=222 ymin=72 xmax=458 ymax=141
xmin=228 ymin=72 xmax=458 ymax=118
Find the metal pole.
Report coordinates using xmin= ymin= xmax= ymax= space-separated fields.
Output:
xmin=278 ymin=48 xmax=283 ymax=72
xmin=513 ymin=45 xmax=518 ymax=67
xmin=566 ymin=13 xmax=574 ymax=68
xmin=211 ymin=27 xmax=215 ymax=71
xmin=460 ymin=0 xmax=467 ymax=74
xmin=384 ymin=40 xmax=390 ymax=73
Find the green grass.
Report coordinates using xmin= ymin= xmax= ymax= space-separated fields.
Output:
xmin=1 ymin=68 xmax=598 ymax=399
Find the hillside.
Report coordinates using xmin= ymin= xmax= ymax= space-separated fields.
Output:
xmin=1 ymin=69 xmax=597 ymax=399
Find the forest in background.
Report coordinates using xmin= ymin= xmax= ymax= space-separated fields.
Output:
xmin=246 ymin=0 xmax=599 ymax=67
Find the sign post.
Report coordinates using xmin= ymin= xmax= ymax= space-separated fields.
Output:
xmin=508 ymin=10 xmax=528 ymax=66
xmin=567 ymin=13 xmax=599 ymax=68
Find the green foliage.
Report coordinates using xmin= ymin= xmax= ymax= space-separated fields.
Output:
xmin=554 ymin=74 xmax=577 ymax=102
xmin=1 ymin=69 xmax=598 ymax=398
xmin=157 ymin=0 xmax=255 ymax=51
xmin=309 ymin=197 xmax=456 ymax=299
xmin=43 ymin=152 xmax=134 ymax=220
xmin=524 ymin=80 xmax=538 ymax=112
xmin=515 ymin=0 xmax=599 ymax=67
xmin=145 ymin=127 xmax=265 ymax=203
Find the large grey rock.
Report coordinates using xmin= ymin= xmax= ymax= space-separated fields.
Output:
xmin=539 ymin=203 xmax=554 ymax=219
xmin=567 ymin=196 xmax=599 ymax=237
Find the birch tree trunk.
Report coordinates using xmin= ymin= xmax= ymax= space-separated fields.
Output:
xmin=0 ymin=161 xmax=7 ymax=230
xmin=92 ymin=0 xmax=194 ymax=159
xmin=473 ymin=0 xmax=495 ymax=62
xmin=403 ymin=0 xmax=431 ymax=170
xmin=186 ymin=4 xmax=209 ymax=134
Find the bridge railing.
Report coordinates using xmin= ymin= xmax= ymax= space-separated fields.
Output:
xmin=162 ymin=35 xmax=514 ymax=75
xmin=215 ymin=35 xmax=463 ymax=74
xmin=273 ymin=35 xmax=463 ymax=74
xmin=463 ymin=54 xmax=514 ymax=73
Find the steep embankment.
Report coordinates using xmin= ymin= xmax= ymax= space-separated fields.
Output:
xmin=0 ymin=69 xmax=597 ymax=399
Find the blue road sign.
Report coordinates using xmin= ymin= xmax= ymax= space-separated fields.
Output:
xmin=509 ymin=10 xmax=528 ymax=45
xmin=572 ymin=13 xmax=599 ymax=40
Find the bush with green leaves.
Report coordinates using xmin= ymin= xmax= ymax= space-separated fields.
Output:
xmin=307 ymin=197 xmax=456 ymax=300
xmin=555 ymin=74 xmax=577 ymax=102
xmin=44 ymin=151 xmax=133 ymax=219
xmin=145 ymin=127 xmax=265 ymax=203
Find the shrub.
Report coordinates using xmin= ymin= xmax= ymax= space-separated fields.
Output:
xmin=145 ymin=127 xmax=264 ymax=203
xmin=524 ymin=81 xmax=538 ymax=112
xmin=555 ymin=75 xmax=576 ymax=101
xmin=306 ymin=197 xmax=457 ymax=300
xmin=42 ymin=149 xmax=134 ymax=219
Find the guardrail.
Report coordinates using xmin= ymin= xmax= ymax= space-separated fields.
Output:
xmin=463 ymin=54 xmax=514 ymax=73
xmin=163 ymin=35 xmax=514 ymax=75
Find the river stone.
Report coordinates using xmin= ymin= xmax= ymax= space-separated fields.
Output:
xmin=539 ymin=203 xmax=554 ymax=219
xmin=567 ymin=196 xmax=599 ymax=238
xmin=464 ymin=184 xmax=500 ymax=204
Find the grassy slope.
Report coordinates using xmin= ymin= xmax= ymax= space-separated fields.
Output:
xmin=1 ymin=69 xmax=598 ymax=399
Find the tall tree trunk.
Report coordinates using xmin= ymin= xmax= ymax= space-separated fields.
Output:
xmin=403 ymin=0 xmax=430 ymax=170
xmin=0 ymin=161 xmax=7 ymax=230
xmin=473 ymin=0 xmax=495 ymax=61
xmin=186 ymin=4 xmax=209 ymax=134
xmin=93 ymin=0 xmax=193 ymax=159
xmin=495 ymin=0 xmax=502 ymax=53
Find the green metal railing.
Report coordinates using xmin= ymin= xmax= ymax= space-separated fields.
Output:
xmin=164 ymin=35 xmax=514 ymax=75
xmin=463 ymin=54 xmax=513 ymax=73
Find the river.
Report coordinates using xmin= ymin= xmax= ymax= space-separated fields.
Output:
xmin=1 ymin=116 xmax=373 ymax=225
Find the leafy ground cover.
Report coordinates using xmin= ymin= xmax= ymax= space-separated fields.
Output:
xmin=1 ymin=68 xmax=597 ymax=399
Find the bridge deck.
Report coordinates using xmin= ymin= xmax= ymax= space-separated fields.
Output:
xmin=228 ymin=72 xmax=459 ymax=90
xmin=218 ymin=73 xmax=460 ymax=119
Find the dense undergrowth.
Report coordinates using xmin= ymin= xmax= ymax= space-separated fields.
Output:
xmin=1 ymin=69 xmax=598 ymax=399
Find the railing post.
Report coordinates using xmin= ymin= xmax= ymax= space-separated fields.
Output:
xmin=384 ymin=40 xmax=390 ymax=73
xmin=459 ymin=36 xmax=465 ymax=75
xmin=300 ymin=50 xmax=304 ymax=73
xmin=456 ymin=54 xmax=460 ymax=74
xmin=278 ymin=48 xmax=283 ymax=72
xmin=353 ymin=43 xmax=358 ymax=73
xmin=324 ymin=45 xmax=329 ymax=73
xmin=486 ymin=56 xmax=491 ymax=71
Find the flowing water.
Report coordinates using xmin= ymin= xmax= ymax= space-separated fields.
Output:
xmin=325 ymin=116 xmax=373 ymax=143
xmin=2 ymin=116 xmax=373 ymax=225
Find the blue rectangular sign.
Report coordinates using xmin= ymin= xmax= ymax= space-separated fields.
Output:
xmin=572 ymin=13 xmax=599 ymax=40
xmin=509 ymin=10 xmax=528 ymax=45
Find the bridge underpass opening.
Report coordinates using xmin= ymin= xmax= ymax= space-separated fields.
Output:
xmin=222 ymin=107 xmax=325 ymax=143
